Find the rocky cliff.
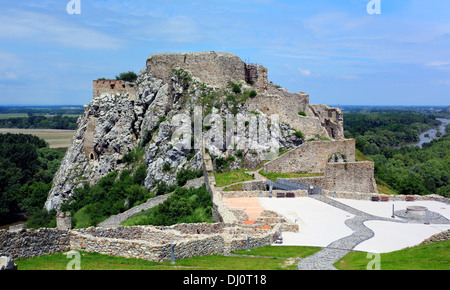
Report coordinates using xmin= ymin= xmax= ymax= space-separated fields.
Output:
xmin=45 ymin=51 xmax=344 ymax=211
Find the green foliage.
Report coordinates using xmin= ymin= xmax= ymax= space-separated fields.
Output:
xmin=0 ymin=115 xmax=79 ymax=130
xmin=344 ymin=112 xmax=440 ymax=149
xmin=124 ymin=185 xmax=214 ymax=226
xmin=115 ymin=71 xmax=138 ymax=82
xmin=176 ymin=169 xmax=204 ymax=187
xmin=298 ymin=111 xmax=307 ymax=117
xmin=155 ymin=181 xmax=177 ymax=196
xmin=26 ymin=209 xmax=57 ymax=229
xmin=118 ymin=145 xmax=145 ymax=166
xmin=214 ymin=169 xmax=255 ymax=187
xmin=294 ymin=130 xmax=304 ymax=140
xmin=336 ymin=241 xmax=450 ymax=270
xmin=172 ymin=68 xmax=192 ymax=86
xmin=0 ymin=106 xmax=84 ymax=116
xmin=247 ymin=90 xmax=257 ymax=98
xmin=214 ymin=155 xmax=236 ymax=173
xmin=133 ymin=164 xmax=147 ymax=186
xmin=231 ymin=83 xmax=242 ymax=94
xmin=162 ymin=162 xmax=171 ymax=172
xmin=61 ymin=169 xmax=153 ymax=228
xmin=344 ymin=111 xmax=450 ymax=197
xmin=199 ymin=82 xmax=255 ymax=117
xmin=0 ymin=133 xmax=65 ymax=226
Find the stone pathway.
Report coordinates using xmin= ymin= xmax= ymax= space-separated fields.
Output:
xmin=98 ymin=193 xmax=173 ymax=228
xmin=98 ymin=177 xmax=206 ymax=228
xmin=296 ymin=195 xmax=406 ymax=270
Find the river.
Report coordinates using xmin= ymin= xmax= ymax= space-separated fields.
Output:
xmin=394 ymin=118 xmax=450 ymax=149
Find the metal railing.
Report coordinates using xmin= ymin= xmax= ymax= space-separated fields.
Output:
xmin=266 ymin=179 xmax=322 ymax=195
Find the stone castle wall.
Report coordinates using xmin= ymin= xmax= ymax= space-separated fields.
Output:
xmin=146 ymin=51 xmax=248 ymax=88
xmin=263 ymin=139 xmax=356 ymax=174
xmin=0 ymin=224 xmax=280 ymax=263
xmin=284 ymin=162 xmax=377 ymax=194
xmin=70 ymin=224 xmax=281 ymax=262
xmin=93 ymin=80 xmax=138 ymax=100
xmin=323 ymin=162 xmax=377 ymax=193
xmin=0 ymin=229 xmax=70 ymax=260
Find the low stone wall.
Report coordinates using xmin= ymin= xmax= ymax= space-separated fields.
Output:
xmin=242 ymin=180 xmax=266 ymax=191
xmin=224 ymin=226 xmax=281 ymax=253
xmin=322 ymin=190 xmax=450 ymax=204
xmin=157 ymin=223 xmax=225 ymax=235
xmin=70 ymin=228 xmax=225 ymax=262
xmin=98 ymin=193 xmax=174 ymax=228
xmin=420 ymin=229 xmax=450 ymax=245
xmin=0 ymin=228 xmax=70 ymax=260
xmin=70 ymin=224 xmax=281 ymax=262
xmin=282 ymin=177 xmax=327 ymax=189
xmin=221 ymin=189 xmax=308 ymax=198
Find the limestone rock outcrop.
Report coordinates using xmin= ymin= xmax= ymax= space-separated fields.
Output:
xmin=45 ymin=51 xmax=345 ymax=210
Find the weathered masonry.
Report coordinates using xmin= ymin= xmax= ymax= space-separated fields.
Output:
xmin=263 ymin=139 xmax=378 ymax=194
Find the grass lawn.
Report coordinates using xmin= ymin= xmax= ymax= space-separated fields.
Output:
xmin=355 ymin=149 xmax=369 ymax=162
xmin=335 ymin=241 xmax=450 ymax=270
xmin=376 ymin=183 xmax=398 ymax=195
xmin=15 ymin=246 xmax=322 ymax=270
xmin=233 ymin=245 xmax=322 ymax=259
xmin=14 ymin=242 xmax=450 ymax=270
xmin=214 ymin=169 xmax=255 ymax=187
xmin=259 ymin=171 xmax=324 ymax=182
xmin=223 ymin=183 xmax=244 ymax=191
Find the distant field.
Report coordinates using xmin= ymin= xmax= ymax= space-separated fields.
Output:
xmin=0 ymin=113 xmax=81 ymax=119
xmin=0 ymin=128 xmax=75 ymax=148
xmin=0 ymin=113 xmax=28 ymax=119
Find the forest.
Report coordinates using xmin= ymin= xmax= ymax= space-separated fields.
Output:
xmin=0 ymin=133 xmax=65 ymax=226
xmin=0 ymin=106 xmax=83 ymax=130
xmin=343 ymin=109 xmax=450 ymax=197
xmin=0 ymin=115 xmax=79 ymax=130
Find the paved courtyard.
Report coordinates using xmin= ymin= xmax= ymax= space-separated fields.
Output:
xmin=259 ymin=197 xmax=450 ymax=254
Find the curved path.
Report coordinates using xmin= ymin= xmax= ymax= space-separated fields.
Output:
xmin=297 ymin=195 xmax=406 ymax=270
xmin=98 ymin=193 xmax=173 ymax=228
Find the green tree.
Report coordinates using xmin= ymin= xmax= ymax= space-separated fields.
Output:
xmin=115 ymin=71 xmax=138 ymax=82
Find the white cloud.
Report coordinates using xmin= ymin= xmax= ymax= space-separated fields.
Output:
xmin=433 ymin=80 xmax=450 ymax=85
xmin=0 ymin=71 xmax=18 ymax=81
xmin=338 ymin=74 xmax=359 ymax=80
xmin=0 ymin=9 xmax=122 ymax=50
xmin=426 ymin=61 xmax=450 ymax=67
xmin=298 ymin=67 xmax=311 ymax=76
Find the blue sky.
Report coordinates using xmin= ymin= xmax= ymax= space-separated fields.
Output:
xmin=0 ymin=0 xmax=449 ymax=106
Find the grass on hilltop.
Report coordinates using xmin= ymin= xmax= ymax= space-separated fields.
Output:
xmin=15 ymin=246 xmax=321 ymax=270
xmin=259 ymin=171 xmax=324 ymax=182
xmin=214 ymin=169 xmax=255 ymax=187
xmin=15 ymin=242 xmax=450 ymax=270
xmin=335 ymin=241 xmax=450 ymax=270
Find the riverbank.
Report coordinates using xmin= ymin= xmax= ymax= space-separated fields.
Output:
xmin=391 ymin=117 xmax=450 ymax=149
